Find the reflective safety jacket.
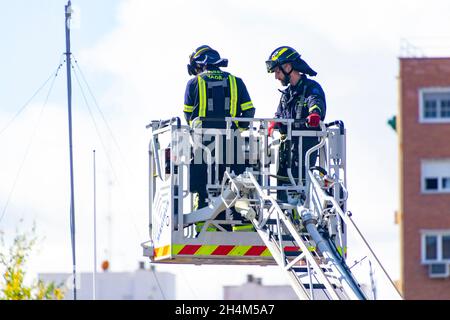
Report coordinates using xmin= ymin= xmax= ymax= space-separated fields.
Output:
xmin=183 ymin=69 xmax=255 ymax=129
xmin=275 ymin=74 xmax=326 ymax=132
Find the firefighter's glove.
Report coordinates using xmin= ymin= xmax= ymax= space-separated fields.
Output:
xmin=268 ymin=121 xmax=279 ymax=137
xmin=306 ymin=113 xmax=321 ymax=128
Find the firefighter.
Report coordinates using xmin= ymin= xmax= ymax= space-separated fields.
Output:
xmin=265 ymin=46 xmax=326 ymax=202
xmin=184 ymin=45 xmax=255 ymax=128
xmin=184 ymin=45 xmax=255 ymax=232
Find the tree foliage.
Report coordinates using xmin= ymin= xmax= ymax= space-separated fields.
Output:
xmin=0 ymin=225 xmax=65 ymax=300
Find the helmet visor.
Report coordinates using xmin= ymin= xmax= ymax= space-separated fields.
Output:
xmin=265 ymin=60 xmax=279 ymax=73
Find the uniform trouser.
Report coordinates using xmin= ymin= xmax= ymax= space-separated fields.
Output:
xmin=190 ymin=134 xmax=246 ymax=210
xmin=277 ymin=136 xmax=319 ymax=202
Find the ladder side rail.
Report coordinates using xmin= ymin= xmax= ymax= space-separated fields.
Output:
xmin=310 ymin=182 xmax=325 ymax=224
xmin=170 ymin=124 xmax=177 ymax=235
xmin=173 ymin=126 xmax=190 ymax=231
xmin=342 ymin=128 xmax=347 ymax=198
xmin=327 ymin=127 xmax=346 ymax=256
xmin=320 ymin=135 xmax=328 ymax=173
xmin=304 ymin=123 xmax=328 ymax=210
xmin=176 ymin=153 xmax=184 ymax=231
xmin=149 ymin=135 xmax=155 ymax=238
xmin=301 ymin=209 xmax=367 ymax=300
xmin=214 ymin=130 xmax=220 ymax=185
xmin=148 ymin=128 xmax=167 ymax=238
xmin=259 ymin=121 xmax=269 ymax=190
xmin=341 ymin=128 xmax=348 ymax=255
xmin=225 ymin=120 xmax=233 ymax=176
xmin=285 ymin=124 xmax=297 ymax=186
xmin=182 ymin=164 xmax=192 ymax=234
xmin=307 ymin=170 xmax=403 ymax=299
xmin=306 ymin=260 xmax=315 ymax=299
xmin=151 ymin=135 xmax=164 ymax=181
xmin=256 ymin=203 xmax=340 ymax=300
xmin=256 ymin=229 xmax=312 ymax=300
xmin=274 ymin=209 xmax=286 ymax=264
xmin=298 ymin=135 xmax=303 ymax=184
xmin=247 ymin=173 xmax=340 ymax=300
xmin=171 ymin=124 xmax=187 ymax=232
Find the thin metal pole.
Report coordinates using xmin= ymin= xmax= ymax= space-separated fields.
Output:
xmin=93 ymin=150 xmax=97 ymax=300
xmin=65 ymin=0 xmax=77 ymax=300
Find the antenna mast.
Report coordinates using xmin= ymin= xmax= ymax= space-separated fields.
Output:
xmin=65 ymin=0 xmax=77 ymax=300
xmin=93 ymin=150 xmax=97 ymax=300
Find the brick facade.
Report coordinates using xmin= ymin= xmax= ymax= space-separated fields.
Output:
xmin=399 ymin=58 xmax=450 ymax=299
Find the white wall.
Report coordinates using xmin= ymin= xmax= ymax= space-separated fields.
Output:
xmin=39 ymin=269 xmax=175 ymax=300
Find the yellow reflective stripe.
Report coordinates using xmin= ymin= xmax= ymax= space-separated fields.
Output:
xmin=198 ymin=76 xmax=207 ymax=117
xmin=229 ymin=75 xmax=238 ymax=117
xmin=271 ymin=47 xmax=288 ymax=61
xmin=228 ymin=75 xmax=239 ymax=128
xmin=260 ymin=248 xmax=272 ymax=257
xmin=154 ymin=245 xmax=171 ymax=258
xmin=184 ymin=104 xmax=194 ymax=112
xmin=286 ymin=51 xmax=297 ymax=58
xmin=336 ymin=246 xmax=347 ymax=257
xmin=193 ymin=46 xmax=210 ymax=58
xmin=172 ymin=244 xmax=185 ymax=255
xmin=241 ymin=101 xmax=254 ymax=111
xmin=195 ymin=245 xmax=219 ymax=255
xmin=195 ymin=221 xmax=217 ymax=232
xmin=232 ymin=224 xmax=254 ymax=231
xmin=228 ymin=245 xmax=252 ymax=256
xmin=309 ymin=104 xmax=321 ymax=113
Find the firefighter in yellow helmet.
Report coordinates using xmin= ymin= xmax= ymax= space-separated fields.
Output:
xmin=184 ymin=45 xmax=256 ymax=232
xmin=266 ymin=46 xmax=326 ymax=202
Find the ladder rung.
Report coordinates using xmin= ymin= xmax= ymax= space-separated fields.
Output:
xmin=273 ymin=234 xmax=295 ymax=241
xmin=265 ymin=219 xmax=278 ymax=225
xmin=302 ymin=283 xmax=338 ymax=289
xmin=292 ymin=266 xmax=331 ymax=273
xmin=285 ymin=250 xmax=301 ymax=256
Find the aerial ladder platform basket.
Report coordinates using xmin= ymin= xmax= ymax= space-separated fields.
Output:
xmin=142 ymin=116 xmax=402 ymax=300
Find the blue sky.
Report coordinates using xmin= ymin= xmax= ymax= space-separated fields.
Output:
xmin=2 ymin=0 xmax=450 ymax=299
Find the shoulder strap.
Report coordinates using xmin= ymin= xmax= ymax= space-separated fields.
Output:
xmin=295 ymin=82 xmax=308 ymax=120
xmin=197 ymin=75 xmax=207 ymax=117
xmin=228 ymin=75 xmax=238 ymax=117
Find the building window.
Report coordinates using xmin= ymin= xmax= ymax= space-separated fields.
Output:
xmin=441 ymin=99 xmax=450 ymax=118
xmin=420 ymin=88 xmax=450 ymax=123
xmin=425 ymin=178 xmax=438 ymax=191
xmin=424 ymin=100 xmax=437 ymax=119
xmin=421 ymin=160 xmax=450 ymax=193
xmin=442 ymin=177 xmax=450 ymax=190
xmin=421 ymin=231 xmax=450 ymax=263
xmin=443 ymin=236 xmax=450 ymax=260
xmin=425 ymin=235 xmax=438 ymax=260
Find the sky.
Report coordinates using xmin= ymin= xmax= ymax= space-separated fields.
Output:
xmin=1 ymin=0 xmax=450 ymax=300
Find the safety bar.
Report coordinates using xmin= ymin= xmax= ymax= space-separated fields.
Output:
xmin=307 ymin=170 xmax=403 ymax=299
xmin=146 ymin=117 xmax=181 ymax=130
xmin=325 ymin=120 xmax=345 ymax=135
